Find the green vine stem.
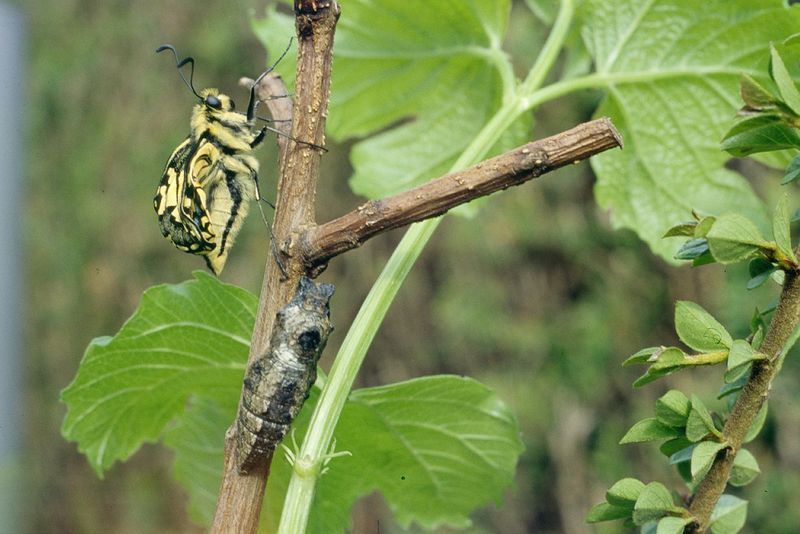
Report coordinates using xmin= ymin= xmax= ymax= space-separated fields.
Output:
xmin=277 ymin=1 xmax=576 ymax=532
xmin=687 ymin=268 xmax=800 ymax=532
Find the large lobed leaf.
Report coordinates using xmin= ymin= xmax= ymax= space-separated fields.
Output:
xmin=63 ymin=273 xmax=522 ymax=529
xmin=61 ymin=272 xmax=253 ymax=475
xmin=582 ymin=0 xmax=800 ymax=260
xmin=253 ymin=0 xmax=530 ymax=202
xmin=321 ymin=376 xmax=523 ymax=530
xmin=174 ymin=376 xmax=523 ymax=533
xmin=167 ymin=376 xmax=523 ymax=532
xmin=164 ymin=397 xmax=236 ymax=525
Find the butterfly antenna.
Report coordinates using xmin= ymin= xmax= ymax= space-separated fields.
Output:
xmin=156 ymin=44 xmax=203 ymax=100
xmin=248 ymin=38 xmax=294 ymax=121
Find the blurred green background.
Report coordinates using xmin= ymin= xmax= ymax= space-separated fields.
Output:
xmin=16 ymin=0 xmax=800 ymax=532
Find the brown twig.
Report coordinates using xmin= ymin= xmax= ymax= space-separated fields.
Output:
xmin=297 ymin=118 xmax=622 ymax=271
xmin=687 ymin=269 xmax=800 ymax=532
xmin=211 ymin=1 xmax=340 ymax=532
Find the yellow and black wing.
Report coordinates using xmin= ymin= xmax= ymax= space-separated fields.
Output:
xmin=154 ymin=135 xmax=257 ymax=275
xmin=153 ymin=137 xmax=216 ymax=256
xmin=195 ymin=138 xmax=257 ymax=275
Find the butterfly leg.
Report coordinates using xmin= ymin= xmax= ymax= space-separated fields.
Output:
xmin=250 ymin=126 xmax=267 ymax=149
xmin=252 ymin=171 xmax=289 ymax=280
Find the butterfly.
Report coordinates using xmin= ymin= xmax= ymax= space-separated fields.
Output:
xmin=154 ymin=44 xmax=290 ymax=275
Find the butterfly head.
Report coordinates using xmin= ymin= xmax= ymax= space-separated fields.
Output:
xmin=199 ymin=88 xmax=236 ymax=114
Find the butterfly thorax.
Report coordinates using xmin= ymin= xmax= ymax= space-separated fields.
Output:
xmin=191 ymin=88 xmax=259 ymax=153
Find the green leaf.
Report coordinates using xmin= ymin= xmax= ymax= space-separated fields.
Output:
xmin=620 ymin=418 xmax=681 ymax=444
xmin=721 ymin=114 xmax=800 ymax=156
xmin=257 ymin=0 xmax=527 ymax=207
xmin=723 ymin=363 xmax=751 ymax=385
xmin=632 ymin=346 xmax=728 ymax=387
xmin=561 ymin=32 xmax=594 ymax=81
xmin=695 ymin=216 xmax=718 ymax=238
xmin=730 ymin=448 xmax=761 ymax=487
xmin=747 ymin=257 xmax=776 ymax=289
xmin=676 ymin=460 xmax=694 ymax=486
xmin=656 ymin=516 xmax=692 ymax=534
xmin=675 ymin=238 xmax=710 ymax=261
xmin=251 ymin=9 xmax=296 ymax=81
xmin=632 ymin=482 xmax=678 ymax=526
xmin=62 ymin=275 xmax=522 ymax=529
xmin=692 ymin=250 xmax=717 ymax=267
xmin=709 ymin=495 xmax=748 ymax=534
xmin=726 ymin=340 xmax=757 ymax=370
xmin=664 ymin=222 xmax=697 ymax=238
xmin=668 ymin=444 xmax=694 ymax=466
xmin=584 ymin=0 xmax=800 ymax=260
xmin=725 ymin=340 xmax=764 ymax=383
xmin=686 ymin=395 xmax=722 ymax=442
xmin=167 ymin=376 xmax=523 ymax=532
xmin=606 ymin=478 xmax=646 ymax=509
xmin=691 ymin=441 xmax=728 ymax=481
xmin=632 ymin=348 xmax=692 ymax=387
xmin=782 ymin=154 xmax=800 ymax=184
xmin=706 ymin=214 xmax=774 ymax=264
xmin=785 ymin=33 xmax=800 ymax=47
xmin=163 ymin=397 xmax=235 ymax=526
xmin=325 ymin=376 xmax=524 ymax=530
xmin=675 ymin=301 xmax=733 ymax=352
xmin=655 ymin=390 xmax=691 ymax=428
xmin=739 ymin=74 xmax=779 ymax=111
xmin=623 ymin=346 xmax=662 ymax=366
xmin=770 ymin=44 xmax=800 ymax=115
xmin=60 ymin=272 xmax=254 ymax=476
xmin=773 ymin=193 xmax=797 ymax=262
xmin=524 ymin=0 xmax=558 ymax=24
xmin=586 ymin=502 xmax=632 ymax=523
xmin=660 ymin=437 xmax=692 ymax=458
xmin=744 ymin=403 xmax=768 ymax=443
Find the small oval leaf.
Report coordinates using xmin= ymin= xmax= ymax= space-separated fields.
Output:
xmin=730 ymin=448 xmax=761 ymax=487
xmin=690 ymin=441 xmax=728 ymax=481
xmin=675 ymin=301 xmax=733 ymax=352
xmin=706 ymin=214 xmax=773 ymax=264
xmin=709 ymin=495 xmax=747 ymax=534
xmin=621 ymin=418 xmax=681 ymax=444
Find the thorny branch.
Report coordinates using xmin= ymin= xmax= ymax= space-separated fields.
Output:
xmin=211 ymin=1 xmax=622 ymax=532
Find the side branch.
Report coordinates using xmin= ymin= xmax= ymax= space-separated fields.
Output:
xmin=298 ymin=117 xmax=622 ymax=269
